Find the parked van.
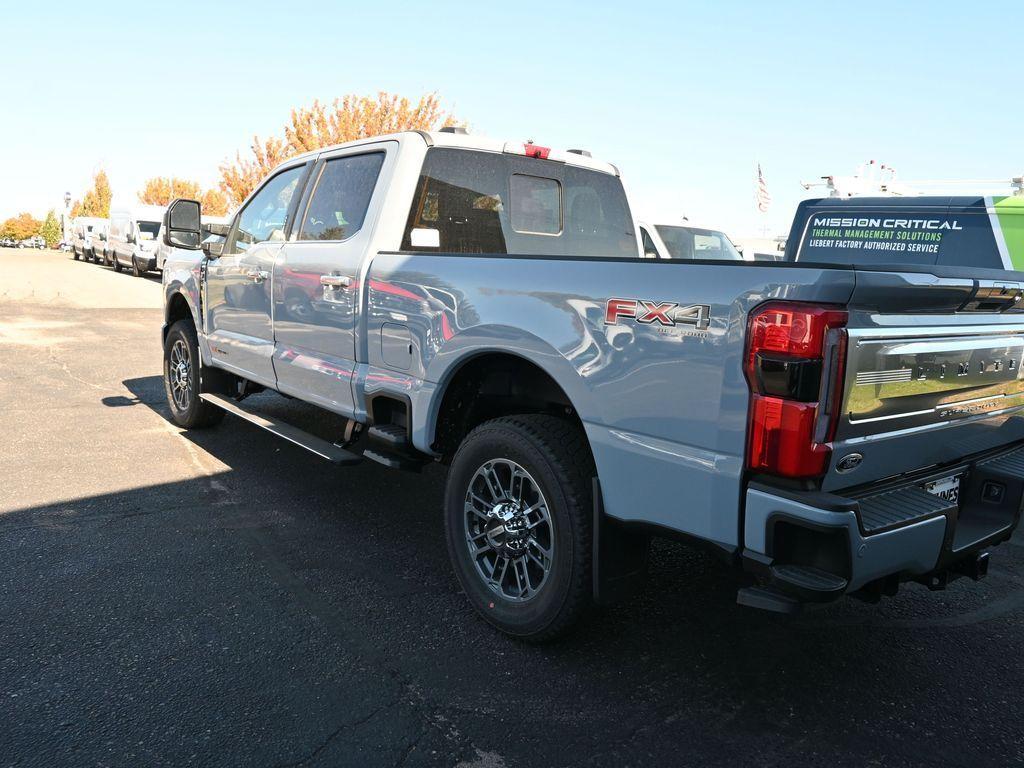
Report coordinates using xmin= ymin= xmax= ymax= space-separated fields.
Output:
xmin=154 ymin=214 xmax=229 ymax=272
xmin=70 ymin=217 xmax=106 ymax=262
xmin=637 ymin=220 xmax=744 ymax=261
xmin=91 ymin=220 xmax=110 ymax=264
xmin=109 ymin=205 xmax=165 ymax=276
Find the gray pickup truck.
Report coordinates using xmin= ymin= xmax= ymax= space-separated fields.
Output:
xmin=160 ymin=130 xmax=1024 ymax=640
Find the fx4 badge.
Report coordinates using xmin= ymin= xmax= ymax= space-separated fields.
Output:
xmin=604 ymin=298 xmax=712 ymax=330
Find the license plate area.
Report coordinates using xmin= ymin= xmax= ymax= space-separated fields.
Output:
xmin=924 ymin=473 xmax=962 ymax=505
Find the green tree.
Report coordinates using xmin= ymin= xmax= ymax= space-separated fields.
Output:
xmin=39 ymin=209 xmax=62 ymax=248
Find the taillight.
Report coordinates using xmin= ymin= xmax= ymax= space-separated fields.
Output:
xmin=744 ymin=302 xmax=847 ymax=478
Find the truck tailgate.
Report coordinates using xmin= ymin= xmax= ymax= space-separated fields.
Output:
xmin=825 ymin=269 xmax=1024 ymax=492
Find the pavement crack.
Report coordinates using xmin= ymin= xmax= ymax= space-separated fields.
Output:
xmin=270 ymin=699 xmax=398 ymax=768
xmin=394 ymin=727 xmax=429 ymax=768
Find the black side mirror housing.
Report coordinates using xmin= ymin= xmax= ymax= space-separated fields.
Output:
xmin=163 ymin=199 xmax=202 ymax=250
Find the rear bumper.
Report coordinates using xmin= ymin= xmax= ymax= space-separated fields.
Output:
xmin=743 ymin=442 xmax=1024 ymax=602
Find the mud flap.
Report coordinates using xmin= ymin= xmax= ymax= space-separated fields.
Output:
xmin=592 ymin=478 xmax=650 ymax=606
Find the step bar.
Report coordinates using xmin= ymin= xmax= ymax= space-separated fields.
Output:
xmin=199 ymin=393 xmax=362 ymax=465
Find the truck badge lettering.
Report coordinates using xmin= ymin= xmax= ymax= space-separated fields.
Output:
xmin=604 ymin=298 xmax=711 ymax=330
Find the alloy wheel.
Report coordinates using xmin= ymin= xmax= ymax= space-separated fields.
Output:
xmin=169 ymin=338 xmax=193 ymax=412
xmin=463 ymin=459 xmax=555 ymax=602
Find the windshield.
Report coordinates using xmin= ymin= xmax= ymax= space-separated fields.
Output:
xmin=137 ymin=221 xmax=161 ymax=240
xmin=654 ymin=225 xmax=742 ymax=260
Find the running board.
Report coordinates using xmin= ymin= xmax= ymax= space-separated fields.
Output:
xmin=199 ymin=393 xmax=362 ymax=465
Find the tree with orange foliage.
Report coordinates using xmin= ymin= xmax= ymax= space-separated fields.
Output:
xmin=71 ymin=170 xmax=113 ymax=219
xmin=200 ymin=189 xmax=230 ymax=217
xmin=136 ymin=178 xmax=231 ymax=216
xmin=218 ymin=92 xmax=459 ymax=206
xmin=219 ymin=135 xmax=292 ymax=208
xmin=138 ymin=177 xmax=203 ymax=206
xmin=0 ymin=212 xmax=42 ymax=241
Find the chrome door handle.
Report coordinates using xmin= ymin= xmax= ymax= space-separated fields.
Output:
xmin=246 ymin=269 xmax=270 ymax=283
xmin=320 ymin=274 xmax=352 ymax=288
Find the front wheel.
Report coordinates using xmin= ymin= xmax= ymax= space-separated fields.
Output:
xmin=444 ymin=414 xmax=594 ymax=642
xmin=163 ymin=320 xmax=228 ymax=429
xmin=113 ymin=255 xmax=122 ymax=273
xmin=131 ymin=256 xmax=143 ymax=277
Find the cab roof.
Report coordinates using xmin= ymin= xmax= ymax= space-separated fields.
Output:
xmin=283 ymin=130 xmax=619 ymax=176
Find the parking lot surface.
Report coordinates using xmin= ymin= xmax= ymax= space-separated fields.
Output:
xmin=1 ymin=249 xmax=1022 ymax=767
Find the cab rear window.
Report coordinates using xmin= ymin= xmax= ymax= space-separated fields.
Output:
xmin=401 ymin=148 xmax=636 ymax=258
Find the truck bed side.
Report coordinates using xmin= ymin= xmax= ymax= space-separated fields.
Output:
xmin=362 ymin=254 xmax=857 ymax=551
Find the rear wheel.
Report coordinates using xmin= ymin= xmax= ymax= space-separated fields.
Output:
xmin=163 ymin=319 xmax=228 ymax=429
xmin=73 ymin=250 xmax=80 ymax=261
xmin=444 ymin=414 xmax=594 ymax=642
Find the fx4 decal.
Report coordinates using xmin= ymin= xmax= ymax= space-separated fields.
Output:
xmin=604 ymin=298 xmax=712 ymax=330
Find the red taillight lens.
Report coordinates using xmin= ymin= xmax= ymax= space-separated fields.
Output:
xmin=745 ymin=303 xmax=847 ymax=479
xmin=746 ymin=304 xmax=846 ymax=372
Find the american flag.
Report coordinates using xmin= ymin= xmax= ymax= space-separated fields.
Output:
xmin=756 ymin=163 xmax=772 ymax=213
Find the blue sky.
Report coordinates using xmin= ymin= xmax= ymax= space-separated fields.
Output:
xmin=1 ymin=0 xmax=1021 ymax=236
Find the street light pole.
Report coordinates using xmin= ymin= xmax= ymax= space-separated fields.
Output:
xmin=62 ymin=191 xmax=71 ymax=244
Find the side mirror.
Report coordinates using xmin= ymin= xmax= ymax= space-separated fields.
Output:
xmin=163 ymin=199 xmax=202 ymax=250
xmin=126 ymin=231 xmax=136 ymax=244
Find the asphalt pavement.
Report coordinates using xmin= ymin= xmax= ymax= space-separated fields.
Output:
xmin=1 ymin=249 xmax=1022 ymax=767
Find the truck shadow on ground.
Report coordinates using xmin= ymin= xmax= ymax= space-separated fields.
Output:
xmin=49 ymin=374 xmax=1021 ymax=765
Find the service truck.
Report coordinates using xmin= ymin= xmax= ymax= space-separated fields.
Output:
xmin=159 ymin=129 xmax=1023 ymax=640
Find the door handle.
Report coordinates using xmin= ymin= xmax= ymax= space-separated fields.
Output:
xmin=320 ymin=274 xmax=352 ymax=288
xmin=246 ymin=269 xmax=270 ymax=283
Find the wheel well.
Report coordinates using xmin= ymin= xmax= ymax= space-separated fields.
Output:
xmin=431 ymin=353 xmax=585 ymax=460
xmin=164 ymin=293 xmax=193 ymax=341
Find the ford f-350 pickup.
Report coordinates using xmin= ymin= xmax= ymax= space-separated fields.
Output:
xmin=159 ymin=129 xmax=1023 ymax=640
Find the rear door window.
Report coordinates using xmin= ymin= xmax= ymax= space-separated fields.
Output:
xmin=401 ymin=148 xmax=636 ymax=257
xmin=298 ymin=152 xmax=385 ymax=241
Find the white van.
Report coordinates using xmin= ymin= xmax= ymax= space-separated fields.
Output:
xmin=637 ymin=220 xmax=744 ymax=261
xmin=154 ymin=214 xmax=229 ymax=271
xmin=108 ymin=205 xmax=166 ymax=276
xmin=70 ymin=217 xmax=107 ymax=262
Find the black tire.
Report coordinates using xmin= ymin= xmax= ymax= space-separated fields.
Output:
xmin=131 ymin=256 xmax=143 ymax=277
xmin=73 ymin=250 xmax=80 ymax=261
xmin=113 ymin=255 xmax=122 ymax=273
xmin=163 ymin=319 xmax=228 ymax=429
xmin=444 ymin=414 xmax=594 ymax=642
